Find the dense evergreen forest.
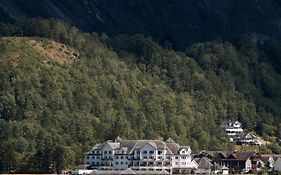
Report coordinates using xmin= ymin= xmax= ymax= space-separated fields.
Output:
xmin=0 ymin=19 xmax=281 ymax=173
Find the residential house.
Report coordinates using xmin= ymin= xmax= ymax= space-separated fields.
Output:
xmin=196 ymin=151 xmax=261 ymax=173
xmin=84 ymin=137 xmax=197 ymax=174
xmin=237 ymin=133 xmax=262 ymax=146
xmin=193 ymin=157 xmax=218 ymax=174
xmin=221 ymin=120 xmax=263 ymax=146
xmin=222 ymin=120 xmax=244 ymax=142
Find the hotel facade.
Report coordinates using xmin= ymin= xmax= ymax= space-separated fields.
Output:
xmin=84 ymin=137 xmax=197 ymax=174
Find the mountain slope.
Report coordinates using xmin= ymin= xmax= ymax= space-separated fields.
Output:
xmin=0 ymin=19 xmax=281 ymax=173
xmin=1 ymin=0 xmax=281 ymax=48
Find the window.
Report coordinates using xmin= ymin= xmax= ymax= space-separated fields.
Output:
xmin=182 ymin=162 xmax=186 ymax=165
xmin=143 ymin=151 xmax=147 ymax=154
xmin=116 ymin=156 xmax=119 ymax=159
xmin=109 ymin=151 xmax=112 ymax=154
xmin=121 ymin=156 xmax=123 ymax=159
xmin=86 ymin=156 xmax=89 ymax=159
xmin=121 ymin=162 xmax=123 ymax=165
xmin=137 ymin=150 xmax=140 ymax=154
xmin=158 ymin=150 xmax=162 ymax=154
xmin=126 ymin=162 xmax=128 ymax=165
xmin=149 ymin=150 xmax=154 ymax=154
xmin=87 ymin=162 xmax=89 ymax=164
xmin=175 ymin=162 xmax=178 ymax=165
xmin=92 ymin=156 xmax=95 ymax=159
xmin=144 ymin=156 xmax=147 ymax=159
xmin=149 ymin=156 xmax=154 ymax=159
xmin=158 ymin=156 xmax=162 ymax=159
xmin=182 ymin=156 xmax=186 ymax=159
xmin=116 ymin=162 xmax=119 ymax=165
xmin=96 ymin=156 xmax=100 ymax=159
xmin=175 ymin=156 xmax=178 ymax=159
xmin=104 ymin=151 xmax=107 ymax=154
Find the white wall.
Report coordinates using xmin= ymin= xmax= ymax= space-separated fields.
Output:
xmin=274 ymin=158 xmax=281 ymax=172
xmin=112 ymin=155 xmax=129 ymax=170
xmin=245 ymin=159 xmax=252 ymax=172
xmin=139 ymin=143 xmax=156 ymax=160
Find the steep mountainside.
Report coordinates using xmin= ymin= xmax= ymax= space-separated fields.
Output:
xmin=0 ymin=19 xmax=281 ymax=173
xmin=1 ymin=0 xmax=281 ymax=48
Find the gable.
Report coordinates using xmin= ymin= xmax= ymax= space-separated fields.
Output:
xmin=217 ymin=152 xmax=227 ymax=159
xmin=180 ymin=148 xmax=187 ymax=154
xmin=228 ymin=154 xmax=236 ymax=159
xmin=140 ymin=143 xmax=156 ymax=151
xmin=102 ymin=143 xmax=113 ymax=151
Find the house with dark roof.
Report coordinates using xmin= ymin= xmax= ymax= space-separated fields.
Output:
xmin=84 ymin=137 xmax=197 ymax=174
xmin=193 ymin=156 xmax=229 ymax=174
xmin=196 ymin=151 xmax=261 ymax=174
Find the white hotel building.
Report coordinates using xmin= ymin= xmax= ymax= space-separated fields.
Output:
xmin=84 ymin=137 xmax=197 ymax=174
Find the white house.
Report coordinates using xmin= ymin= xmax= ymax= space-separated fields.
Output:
xmin=224 ymin=121 xmax=244 ymax=141
xmin=221 ymin=120 xmax=263 ymax=146
xmin=84 ymin=137 xmax=197 ymax=174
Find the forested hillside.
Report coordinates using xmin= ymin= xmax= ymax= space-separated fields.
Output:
xmin=0 ymin=19 xmax=281 ymax=173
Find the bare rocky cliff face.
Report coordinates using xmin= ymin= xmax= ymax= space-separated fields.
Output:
xmin=1 ymin=0 xmax=281 ymax=48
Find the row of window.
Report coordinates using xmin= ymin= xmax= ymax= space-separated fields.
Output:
xmin=142 ymin=156 xmax=163 ymax=159
xmin=140 ymin=150 xmax=163 ymax=154
xmin=174 ymin=162 xmax=188 ymax=165
xmin=92 ymin=150 xmax=191 ymax=156
xmin=86 ymin=161 xmax=187 ymax=166
xmin=175 ymin=156 xmax=188 ymax=159
xmin=92 ymin=150 xmax=164 ymax=155
xmin=87 ymin=155 xmax=188 ymax=160
xmin=115 ymin=161 xmax=128 ymax=165
xmin=91 ymin=150 xmax=113 ymax=154
xmin=116 ymin=156 xmax=128 ymax=159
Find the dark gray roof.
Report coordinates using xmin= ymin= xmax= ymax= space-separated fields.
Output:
xmin=165 ymin=142 xmax=180 ymax=155
xmin=90 ymin=139 xmax=184 ymax=155
xmin=195 ymin=157 xmax=213 ymax=170
xmin=199 ymin=151 xmax=257 ymax=160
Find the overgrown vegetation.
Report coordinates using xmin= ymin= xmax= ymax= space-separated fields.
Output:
xmin=0 ymin=19 xmax=281 ymax=173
